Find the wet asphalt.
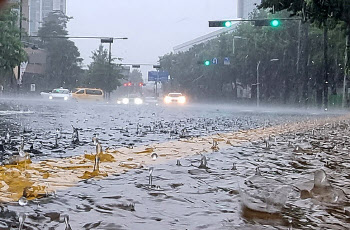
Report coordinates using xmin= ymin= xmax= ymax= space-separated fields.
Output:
xmin=0 ymin=97 xmax=349 ymax=229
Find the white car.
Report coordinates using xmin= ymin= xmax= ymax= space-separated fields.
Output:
xmin=164 ymin=93 xmax=186 ymax=104
xmin=117 ymin=94 xmax=144 ymax=105
xmin=41 ymin=88 xmax=71 ymax=101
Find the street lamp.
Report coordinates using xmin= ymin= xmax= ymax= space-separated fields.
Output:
xmin=256 ymin=59 xmax=279 ymax=107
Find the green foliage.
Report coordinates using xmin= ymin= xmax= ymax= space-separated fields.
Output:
xmin=129 ymin=69 xmax=143 ymax=84
xmin=159 ymin=9 xmax=346 ymax=105
xmin=0 ymin=4 xmax=27 ymax=82
xmin=260 ymin=0 xmax=350 ymax=107
xmin=85 ymin=45 xmax=122 ymax=93
xmin=38 ymin=11 xmax=82 ymax=89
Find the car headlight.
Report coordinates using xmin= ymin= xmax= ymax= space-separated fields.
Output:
xmin=164 ymin=96 xmax=171 ymax=104
xmin=49 ymin=96 xmax=53 ymax=100
xmin=178 ymin=96 xmax=186 ymax=104
xmin=64 ymin=96 xmax=68 ymax=101
xmin=134 ymin=98 xmax=143 ymax=105
xmin=117 ymin=100 xmax=122 ymax=104
xmin=122 ymin=98 xmax=129 ymax=104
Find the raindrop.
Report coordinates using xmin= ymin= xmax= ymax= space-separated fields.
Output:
xmin=56 ymin=128 xmax=61 ymax=138
xmin=19 ymin=136 xmax=25 ymax=157
xmin=255 ymin=167 xmax=261 ymax=176
xmin=288 ymin=218 xmax=293 ymax=230
xmin=64 ymin=215 xmax=72 ymax=230
xmin=151 ymin=153 xmax=158 ymax=160
xmin=198 ymin=156 xmax=207 ymax=169
xmin=5 ymin=130 xmax=11 ymax=144
xmin=18 ymin=197 xmax=28 ymax=206
xmin=176 ymin=159 xmax=181 ymax=166
xmin=149 ymin=167 xmax=154 ymax=187
xmin=231 ymin=163 xmax=237 ymax=170
xmin=19 ymin=212 xmax=26 ymax=230
xmin=71 ymin=126 xmax=79 ymax=144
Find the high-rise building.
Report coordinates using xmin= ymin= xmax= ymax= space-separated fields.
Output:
xmin=237 ymin=0 xmax=261 ymax=19
xmin=8 ymin=0 xmax=30 ymax=33
xmin=28 ymin=0 xmax=66 ymax=35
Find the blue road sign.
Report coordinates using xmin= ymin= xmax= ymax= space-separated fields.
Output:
xmin=212 ymin=58 xmax=218 ymax=65
xmin=224 ymin=57 xmax=230 ymax=65
xmin=148 ymin=71 xmax=169 ymax=82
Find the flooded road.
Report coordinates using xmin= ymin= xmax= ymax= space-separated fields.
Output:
xmin=0 ymin=97 xmax=349 ymax=229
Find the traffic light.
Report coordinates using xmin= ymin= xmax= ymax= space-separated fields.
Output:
xmin=209 ymin=21 xmax=232 ymax=28
xmin=270 ymin=19 xmax=280 ymax=27
xmin=204 ymin=60 xmax=211 ymax=66
xmin=254 ymin=19 xmax=281 ymax=27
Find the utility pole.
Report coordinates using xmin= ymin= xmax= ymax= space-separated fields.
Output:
xmin=101 ymin=38 xmax=114 ymax=100
xmin=256 ymin=61 xmax=261 ymax=107
xmin=343 ymin=32 xmax=349 ymax=108
xmin=17 ymin=0 xmax=23 ymax=93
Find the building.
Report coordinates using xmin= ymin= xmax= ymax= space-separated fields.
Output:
xmin=28 ymin=0 xmax=66 ymax=35
xmin=8 ymin=0 xmax=30 ymax=33
xmin=173 ymin=0 xmax=261 ymax=53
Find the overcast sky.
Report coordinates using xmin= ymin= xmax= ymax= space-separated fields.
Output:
xmin=67 ymin=0 xmax=238 ymax=77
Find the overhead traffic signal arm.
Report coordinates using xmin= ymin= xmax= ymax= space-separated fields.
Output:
xmin=209 ymin=19 xmax=288 ymax=28
xmin=254 ymin=19 xmax=281 ymax=27
xmin=209 ymin=21 xmax=232 ymax=28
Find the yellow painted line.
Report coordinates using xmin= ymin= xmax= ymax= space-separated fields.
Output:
xmin=0 ymin=115 xmax=348 ymax=202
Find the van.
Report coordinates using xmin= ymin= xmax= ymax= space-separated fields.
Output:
xmin=71 ymin=88 xmax=104 ymax=101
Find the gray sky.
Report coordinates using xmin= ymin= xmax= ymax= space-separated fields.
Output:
xmin=67 ymin=0 xmax=237 ymax=77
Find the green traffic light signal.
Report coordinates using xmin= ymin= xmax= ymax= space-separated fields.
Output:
xmin=204 ymin=60 xmax=210 ymax=66
xmin=270 ymin=19 xmax=280 ymax=27
xmin=224 ymin=21 xmax=232 ymax=28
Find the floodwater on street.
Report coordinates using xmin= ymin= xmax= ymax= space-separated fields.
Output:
xmin=0 ymin=97 xmax=349 ymax=229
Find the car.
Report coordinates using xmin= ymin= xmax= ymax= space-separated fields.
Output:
xmin=71 ymin=88 xmax=104 ymax=101
xmin=164 ymin=93 xmax=186 ymax=104
xmin=40 ymin=88 xmax=71 ymax=100
xmin=117 ymin=94 xmax=144 ymax=105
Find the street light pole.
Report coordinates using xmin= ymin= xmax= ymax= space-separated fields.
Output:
xmin=256 ymin=61 xmax=261 ymax=107
xmin=17 ymin=0 xmax=23 ymax=92
xmin=101 ymin=38 xmax=114 ymax=100
xmin=256 ymin=59 xmax=279 ymax=107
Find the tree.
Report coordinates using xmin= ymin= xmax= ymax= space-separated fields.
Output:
xmin=37 ymin=11 xmax=82 ymax=89
xmin=0 ymin=4 xmax=27 ymax=87
xmin=128 ymin=69 xmax=143 ymax=84
xmin=86 ymin=45 xmax=122 ymax=97
xmin=159 ymin=8 xmax=346 ymax=107
xmin=259 ymin=0 xmax=350 ymax=107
